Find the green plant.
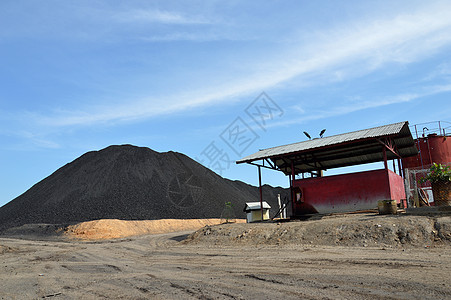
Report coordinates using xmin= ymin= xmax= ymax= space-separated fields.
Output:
xmin=420 ymin=163 xmax=451 ymax=184
xmin=221 ymin=202 xmax=235 ymax=223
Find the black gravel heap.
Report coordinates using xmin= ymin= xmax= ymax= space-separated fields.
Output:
xmin=0 ymin=145 xmax=288 ymax=231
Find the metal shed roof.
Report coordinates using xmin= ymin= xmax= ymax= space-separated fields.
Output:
xmin=236 ymin=121 xmax=418 ymax=175
xmin=243 ymin=202 xmax=271 ymax=212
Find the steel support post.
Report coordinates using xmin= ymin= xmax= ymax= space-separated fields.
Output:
xmin=258 ymin=166 xmax=263 ymax=221
xmin=383 ymin=146 xmax=388 ymax=170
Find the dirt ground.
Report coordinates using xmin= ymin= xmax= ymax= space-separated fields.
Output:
xmin=0 ymin=214 xmax=450 ymax=299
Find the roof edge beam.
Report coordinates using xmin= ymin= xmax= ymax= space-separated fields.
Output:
xmin=247 ymin=161 xmax=279 ymax=172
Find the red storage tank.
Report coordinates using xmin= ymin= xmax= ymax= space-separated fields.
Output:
xmin=402 ymin=134 xmax=451 ymax=169
xmin=402 ymin=123 xmax=450 ymax=207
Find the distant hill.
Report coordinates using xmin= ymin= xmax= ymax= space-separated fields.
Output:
xmin=0 ymin=145 xmax=288 ymax=231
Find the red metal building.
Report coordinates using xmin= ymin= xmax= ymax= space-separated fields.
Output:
xmin=237 ymin=121 xmax=418 ymax=217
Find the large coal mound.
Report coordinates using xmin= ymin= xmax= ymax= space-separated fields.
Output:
xmin=0 ymin=145 xmax=288 ymax=231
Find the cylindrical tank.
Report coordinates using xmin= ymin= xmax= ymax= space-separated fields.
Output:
xmin=402 ymin=134 xmax=451 ymax=169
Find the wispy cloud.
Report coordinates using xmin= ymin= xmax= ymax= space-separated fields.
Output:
xmin=272 ymin=4 xmax=451 ymax=81
xmin=264 ymin=82 xmax=451 ymax=130
xmin=138 ymin=32 xmax=225 ymax=42
xmin=422 ymin=62 xmax=451 ymax=81
xmin=0 ymin=128 xmax=61 ymax=150
xmin=113 ymin=9 xmax=213 ymax=25
xmin=26 ymin=2 xmax=451 ymax=127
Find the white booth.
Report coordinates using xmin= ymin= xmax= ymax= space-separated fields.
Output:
xmin=243 ymin=202 xmax=271 ymax=223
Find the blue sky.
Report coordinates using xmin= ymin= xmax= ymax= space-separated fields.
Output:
xmin=1 ymin=1 xmax=451 ymax=207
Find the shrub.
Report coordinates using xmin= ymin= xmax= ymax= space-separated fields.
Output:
xmin=420 ymin=163 xmax=451 ymax=184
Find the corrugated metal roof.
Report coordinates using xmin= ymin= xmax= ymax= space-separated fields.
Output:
xmin=237 ymin=121 xmax=418 ymax=175
xmin=244 ymin=202 xmax=271 ymax=211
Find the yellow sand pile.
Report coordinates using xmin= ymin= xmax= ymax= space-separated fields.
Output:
xmin=64 ymin=219 xmax=245 ymax=240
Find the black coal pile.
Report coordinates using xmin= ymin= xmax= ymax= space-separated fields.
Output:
xmin=0 ymin=145 xmax=288 ymax=231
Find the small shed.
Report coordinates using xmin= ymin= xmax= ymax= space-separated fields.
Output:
xmin=243 ymin=202 xmax=271 ymax=223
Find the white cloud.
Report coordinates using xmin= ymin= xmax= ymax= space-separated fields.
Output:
xmin=113 ymin=9 xmax=213 ymax=25
xmin=265 ymin=83 xmax=451 ymax=129
xmin=290 ymin=105 xmax=305 ymax=114
xmin=138 ymin=32 xmax=223 ymax=42
xmin=423 ymin=62 xmax=451 ymax=81
xmin=1 ymin=129 xmax=61 ymax=149
xmin=28 ymin=2 xmax=451 ymax=127
xmin=276 ymin=4 xmax=451 ymax=80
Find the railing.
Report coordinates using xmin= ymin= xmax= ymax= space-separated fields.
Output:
xmin=410 ymin=121 xmax=451 ymax=139
xmin=404 ymin=163 xmax=451 ymax=207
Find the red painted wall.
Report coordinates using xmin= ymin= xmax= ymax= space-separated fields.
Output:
xmin=292 ymin=169 xmax=405 ymax=215
xmin=402 ymin=135 xmax=451 ymax=169
xmin=388 ymin=170 xmax=405 ymax=201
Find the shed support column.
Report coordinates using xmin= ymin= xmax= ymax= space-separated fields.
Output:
xmin=288 ymin=174 xmax=293 ymax=217
xmin=383 ymin=146 xmax=388 ymax=170
xmin=291 ymin=160 xmax=295 ymax=216
xmin=258 ymin=165 xmax=263 ymax=221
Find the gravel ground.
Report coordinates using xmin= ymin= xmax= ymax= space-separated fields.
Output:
xmin=187 ymin=214 xmax=451 ymax=248
xmin=0 ymin=214 xmax=450 ymax=299
xmin=0 ymin=230 xmax=449 ymax=299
